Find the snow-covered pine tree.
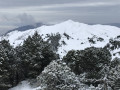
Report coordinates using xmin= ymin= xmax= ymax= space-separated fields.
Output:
xmin=46 ymin=33 xmax=61 ymax=51
xmin=0 ymin=40 xmax=14 ymax=89
xmin=34 ymin=60 xmax=82 ymax=90
xmin=20 ymin=31 xmax=57 ymax=78
xmin=63 ymin=47 xmax=111 ymax=76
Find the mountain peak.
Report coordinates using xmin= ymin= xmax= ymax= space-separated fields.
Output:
xmin=1 ymin=20 xmax=120 ymax=58
xmin=60 ymin=20 xmax=85 ymax=25
xmin=63 ymin=20 xmax=76 ymax=23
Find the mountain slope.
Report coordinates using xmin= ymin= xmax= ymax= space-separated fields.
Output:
xmin=1 ymin=20 xmax=120 ymax=58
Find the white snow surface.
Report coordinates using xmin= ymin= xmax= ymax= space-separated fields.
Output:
xmin=9 ymin=81 xmax=33 ymax=90
xmin=1 ymin=20 xmax=120 ymax=58
xmin=9 ymin=81 xmax=41 ymax=90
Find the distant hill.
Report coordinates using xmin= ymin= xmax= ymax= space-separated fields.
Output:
xmin=5 ymin=22 xmax=46 ymax=35
xmin=105 ymin=23 xmax=120 ymax=28
xmin=89 ymin=23 xmax=120 ymax=28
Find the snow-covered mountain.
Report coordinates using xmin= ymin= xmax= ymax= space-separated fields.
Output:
xmin=1 ymin=20 xmax=120 ymax=58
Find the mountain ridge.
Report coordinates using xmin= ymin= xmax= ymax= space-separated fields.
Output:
xmin=1 ymin=20 xmax=120 ymax=58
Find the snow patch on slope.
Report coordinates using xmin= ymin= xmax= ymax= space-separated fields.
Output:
xmin=9 ymin=81 xmax=33 ymax=90
xmin=9 ymin=81 xmax=41 ymax=90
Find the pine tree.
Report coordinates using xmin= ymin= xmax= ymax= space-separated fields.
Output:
xmin=63 ymin=47 xmax=111 ymax=76
xmin=20 ymin=31 xmax=57 ymax=78
xmin=0 ymin=40 xmax=14 ymax=88
xmin=35 ymin=60 xmax=81 ymax=90
xmin=47 ymin=33 xmax=61 ymax=51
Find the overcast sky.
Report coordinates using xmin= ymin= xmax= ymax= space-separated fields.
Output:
xmin=0 ymin=0 xmax=120 ymax=34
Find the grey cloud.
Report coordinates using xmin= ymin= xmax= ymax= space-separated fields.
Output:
xmin=0 ymin=13 xmax=36 ymax=35
xmin=0 ymin=13 xmax=36 ymax=26
xmin=0 ymin=0 xmax=120 ymax=35
xmin=0 ymin=0 xmax=81 ymax=8
xmin=0 ymin=0 xmax=120 ymax=8
xmin=16 ymin=13 xmax=36 ymax=26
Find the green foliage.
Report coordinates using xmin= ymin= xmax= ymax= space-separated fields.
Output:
xmin=0 ymin=40 xmax=14 ymax=88
xmin=104 ymin=38 xmax=120 ymax=50
xmin=63 ymin=47 xmax=111 ymax=77
xmin=1 ymin=32 xmax=117 ymax=89
xmin=110 ymin=57 xmax=120 ymax=68
xmin=97 ymin=37 xmax=104 ymax=42
xmin=35 ymin=60 xmax=81 ymax=90
xmin=0 ymin=32 xmax=58 ymax=89
xmin=46 ymin=33 xmax=61 ymax=51
xmin=63 ymin=32 xmax=71 ymax=40
xmin=19 ymin=31 xmax=57 ymax=78
xmin=85 ymin=71 xmax=102 ymax=79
